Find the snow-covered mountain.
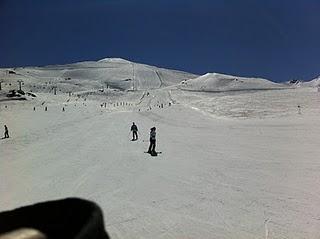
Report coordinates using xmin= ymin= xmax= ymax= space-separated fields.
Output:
xmin=0 ymin=58 xmax=198 ymax=93
xmin=179 ymin=73 xmax=287 ymax=92
xmin=301 ymin=76 xmax=320 ymax=87
xmin=1 ymin=58 xmax=320 ymax=239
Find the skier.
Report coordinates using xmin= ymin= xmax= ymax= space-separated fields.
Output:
xmin=130 ymin=122 xmax=138 ymax=141
xmin=148 ymin=127 xmax=156 ymax=155
xmin=4 ymin=125 xmax=9 ymax=138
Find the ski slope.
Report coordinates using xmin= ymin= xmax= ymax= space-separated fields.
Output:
xmin=302 ymin=76 xmax=320 ymax=88
xmin=0 ymin=58 xmax=198 ymax=94
xmin=1 ymin=60 xmax=320 ymax=238
xmin=179 ymin=73 xmax=287 ymax=92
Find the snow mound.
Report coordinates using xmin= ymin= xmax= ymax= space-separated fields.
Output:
xmin=179 ymin=73 xmax=286 ymax=92
xmin=98 ymin=58 xmax=132 ymax=64
xmin=302 ymin=76 xmax=320 ymax=87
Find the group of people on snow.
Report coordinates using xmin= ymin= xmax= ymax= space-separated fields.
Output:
xmin=3 ymin=122 xmax=155 ymax=155
xmin=130 ymin=122 xmax=157 ymax=155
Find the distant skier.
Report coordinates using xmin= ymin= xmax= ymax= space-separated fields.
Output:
xmin=130 ymin=122 xmax=138 ymax=141
xmin=4 ymin=125 xmax=9 ymax=138
xmin=148 ymin=127 xmax=156 ymax=155
xmin=297 ymin=105 xmax=301 ymax=114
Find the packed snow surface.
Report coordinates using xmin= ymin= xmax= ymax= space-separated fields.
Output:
xmin=302 ymin=76 xmax=320 ymax=87
xmin=179 ymin=73 xmax=287 ymax=92
xmin=1 ymin=60 xmax=320 ymax=239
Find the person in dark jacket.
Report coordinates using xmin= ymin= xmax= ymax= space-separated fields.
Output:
xmin=130 ymin=122 xmax=138 ymax=141
xmin=147 ymin=127 xmax=156 ymax=154
xmin=4 ymin=125 xmax=9 ymax=139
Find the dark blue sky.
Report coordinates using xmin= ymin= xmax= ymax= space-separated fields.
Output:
xmin=1 ymin=0 xmax=319 ymax=82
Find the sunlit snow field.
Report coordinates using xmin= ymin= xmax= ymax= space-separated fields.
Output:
xmin=175 ymin=87 xmax=320 ymax=119
xmin=1 ymin=61 xmax=320 ymax=238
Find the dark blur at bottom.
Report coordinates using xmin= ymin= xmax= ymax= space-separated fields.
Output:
xmin=0 ymin=198 xmax=110 ymax=239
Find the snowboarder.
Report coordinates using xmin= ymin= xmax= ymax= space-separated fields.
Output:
xmin=148 ymin=127 xmax=156 ymax=155
xmin=130 ymin=122 xmax=138 ymax=141
xmin=4 ymin=125 xmax=9 ymax=138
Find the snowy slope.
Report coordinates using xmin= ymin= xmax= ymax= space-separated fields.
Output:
xmin=1 ymin=90 xmax=320 ymax=239
xmin=0 ymin=58 xmax=198 ymax=94
xmin=1 ymin=60 xmax=320 ymax=238
xmin=301 ymin=76 xmax=320 ymax=87
xmin=179 ymin=73 xmax=287 ymax=92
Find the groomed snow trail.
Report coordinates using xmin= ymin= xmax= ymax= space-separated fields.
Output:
xmin=1 ymin=90 xmax=320 ymax=239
